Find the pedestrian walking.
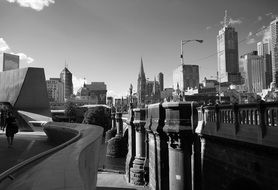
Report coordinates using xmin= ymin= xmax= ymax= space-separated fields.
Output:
xmin=5 ymin=112 xmax=18 ymax=147
xmin=0 ymin=109 xmax=5 ymax=131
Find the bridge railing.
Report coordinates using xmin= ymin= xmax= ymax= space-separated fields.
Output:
xmin=197 ymin=101 xmax=278 ymax=148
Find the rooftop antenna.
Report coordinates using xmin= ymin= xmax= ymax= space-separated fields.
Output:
xmin=224 ymin=10 xmax=228 ymax=27
xmin=65 ymin=60 xmax=68 ymax=68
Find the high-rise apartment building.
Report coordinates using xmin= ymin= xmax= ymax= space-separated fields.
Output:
xmin=257 ymin=35 xmax=272 ymax=87
xmin=60 ymin=67 xmax=73 ymax=100
xmin=157 ymin=72 xmax=164 ymax=92
xmin=46 ymin=78 xmax=64 ymax=103
xmin=173 ymin=64 xmax=199 ymax=92
xmin=217 ymin=11 xmax=241 ymax=84
xmin=271 ymin=17 xmax=278 ymax=83
xmin=239 ymin=51 xmax=265 ymax=93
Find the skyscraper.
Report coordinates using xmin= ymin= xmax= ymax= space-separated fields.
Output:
xmin=157 ymin=72 xmax=164 ymax=92
xmin=239 ymin=51 xmax=265 ymax=93
xmin=137 ymin=58 xmax=146 ymax=107
xmin=173 ymin=64 xmax=199 ymax=92
xmin=270 ymin=17 xmax=278 ymax=83
xmin=217 ymin=11 xmax=241 ymax=84
xmin=257 ymin=35 xmax=272 ymax=87
xmin=60 ymin=66 xmax=73 ymax=100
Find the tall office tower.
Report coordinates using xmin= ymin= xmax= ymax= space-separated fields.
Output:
xmin=257 ymin=39 xmax=271 ymax=56
xmin=270 ymin=17 xmax=278 ymax=83
xmin=217 ymin=11 xmax=241 ymax=84
xmin=157 ymin=72 xmax=164 ymax=91
xmin=137 ymin=58 xmax=146 ymax=107
xmin=257 ymin=36 xmax=272 ymax=87
xmin=239 ymin=51 xmax=266 ymax=93
xmin=173 ymin=64 xmax=199 ymax=92
xmin=60 ymin=66 xmax=73 ymax=100
xmin=46 ymin=78 xmax=64 ymax=103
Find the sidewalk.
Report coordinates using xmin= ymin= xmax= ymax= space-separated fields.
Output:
xmin=0 ymin=130 xmax=53 ymax=174
xmin=97 ymin=156 xmax=148 ymax=190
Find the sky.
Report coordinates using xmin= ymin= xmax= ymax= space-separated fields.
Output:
xmin=0 ymin=0 xmax=277 ymax=98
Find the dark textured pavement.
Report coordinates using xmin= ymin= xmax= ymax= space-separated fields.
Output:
xmin=0 ymin=130 xmax=54 ymax=174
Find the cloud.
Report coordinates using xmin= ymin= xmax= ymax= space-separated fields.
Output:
xmin=206 ymin=26 xmax=212 ymax=30
xmin=262 ymin=27 xmax=271 ymax=43
xmin=229 ymin=18 xmax=242 ymax=25
xmin=72 ymin=75 xmax=87 ymax=94
xmin=5 ymin=0 xmax=54 ymax=11
xmin=246 ymin=31 xmax=256 ymax=45
xmin=0 ymin=38 xmax=10 ymax=52
xmin=0 ymin=37 xmax=34 ymax=64
xmin=265 ymin=12 xmax=278 ymax=19
xmin=247 ymin=38 xmax=256 ymax=45
xmin=14 ymin=52 xmax=34 ymax=64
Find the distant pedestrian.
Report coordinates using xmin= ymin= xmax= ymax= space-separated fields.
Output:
xmin=5 ymin=112 xmax=18 ymax=147
xmin=0 ymin=110 xmax=5 ymax=131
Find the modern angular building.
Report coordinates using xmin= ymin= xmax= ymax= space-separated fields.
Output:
xmin=217 ymin=11 xmax=241 ymax=84
xmin=239 ymin=51 xmax=266 ymax=93
xmin=46 ymin=78 xmax=64 ymax=103
xmin=173 ymin=64 xmax=199 ymax=93
xmin=270 ymin=17 xmax=278 ymax=83
xmin=60 ymin=67 xmax=73 ymax=101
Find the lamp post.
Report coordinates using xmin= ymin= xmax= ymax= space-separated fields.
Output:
xmin=180 ymin=39 xmax=203 ymax=65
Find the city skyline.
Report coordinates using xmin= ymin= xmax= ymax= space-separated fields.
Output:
xmin=0 ymin=0 xmax=277 ymax=97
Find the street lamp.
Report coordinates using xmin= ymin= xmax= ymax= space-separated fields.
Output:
xmin=180 ymin=39 xmax=203 ymax=65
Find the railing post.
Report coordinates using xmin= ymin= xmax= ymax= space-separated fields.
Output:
xmin=163 ymin=102 xmax=194 ymax=190
xmin=130 ymin=108 xmax=147 ymax=185
xmin=145 ymin=103 xmax=168 ymax=190
xmin=125 ymin=108 xmax=135 ymax=183
xmin=116 ymin=112 xmax=123 ymax=137
xmin=232 ymin=103 xmax=239 ymax=134
xmin=105 ymin=112 xmax=117 ymax=142
xmin=106 ymin=112 xmax=127 ymax=157
xmin=215 ymin=104 xmax=220 ymax=131
xmin=257 ymin=100 xmax=266 ymax=140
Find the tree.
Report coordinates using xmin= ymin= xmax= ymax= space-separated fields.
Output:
xmin=64 ymin=101 xmax=77 ymax=122
xmin=82 ymin=106 xmax=111 ymax=134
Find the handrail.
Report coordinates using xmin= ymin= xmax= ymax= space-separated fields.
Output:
xmin=0 ymin=125 xmax=81 ymax=183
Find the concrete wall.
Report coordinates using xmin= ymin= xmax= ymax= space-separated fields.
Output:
xmin=2 ymin=122 xmax=103 ymax=190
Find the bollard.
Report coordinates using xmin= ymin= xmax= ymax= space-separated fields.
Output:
xmin=125 ymin=108 xmax=135 ymax=183
xmin=105 ymin=112 xmax=117 ymax=142
xmin=162 ymin=102 xmax=195 ymax=190
xmin=130 ymin=108 xmax=147 ymax=185
xmin=106 ymin=112 xmax=126 ymax=157
xmin=145 ymin=103 xmax=168 ymax=190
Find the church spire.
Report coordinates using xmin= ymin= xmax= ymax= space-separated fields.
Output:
xmin=139 ymin=57 xmax=145 ymax=79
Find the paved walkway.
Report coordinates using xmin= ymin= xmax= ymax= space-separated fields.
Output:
xmin=0 ymin=127 xmax=148 ymax=190
xmin=0 ymin=130 xmax=53 ymax=174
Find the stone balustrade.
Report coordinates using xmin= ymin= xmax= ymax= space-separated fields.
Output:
xmin=196 ymin=101 xmax=278 ymax=148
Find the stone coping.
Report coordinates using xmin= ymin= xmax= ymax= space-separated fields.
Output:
xmin=1 ymin=122 xmax=103 ymax=190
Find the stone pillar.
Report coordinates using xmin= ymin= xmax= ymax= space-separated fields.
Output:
xmin=106 ymin=112 xmax=126 ymax=157
xmin=125 ymin=108 xmax=135 ymax=183
xmin=145 ymin=103 xmax=169 ymax=190
xmin=105 ymin=112 xmax=117 ymax=142
xmin=130 ymin=108 xmax=147 ymax=185
xmin=163 ymin=102 xmax=195 ymax=190
xmin=116 ymin=112 xmax=123 ymax=137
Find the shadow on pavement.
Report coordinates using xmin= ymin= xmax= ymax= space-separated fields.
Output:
xmin=97 ymin=188 xmax=136 ymax=190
